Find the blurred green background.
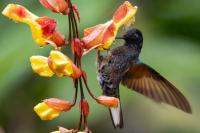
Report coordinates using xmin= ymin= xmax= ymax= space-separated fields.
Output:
xmin=0 ymin=0 xmax=200 ymax=133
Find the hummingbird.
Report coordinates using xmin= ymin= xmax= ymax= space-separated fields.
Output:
xmin=97 ymin=28 xmax=192 ymax=129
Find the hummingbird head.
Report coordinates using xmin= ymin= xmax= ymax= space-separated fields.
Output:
xmin=116 ymin=28 xmax=143 ymax=51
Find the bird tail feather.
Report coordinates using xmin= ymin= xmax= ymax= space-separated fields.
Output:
xmin=109 ymin=101 xmax=123 ymax=129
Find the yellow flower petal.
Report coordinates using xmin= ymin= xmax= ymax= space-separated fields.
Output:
xmin=34 ymin=102 xmax=60 ymax=120
xmin=30 ymin=56 xmax=54 ymax=77
xmin=49 ymin=50 xmax=73 ymax=77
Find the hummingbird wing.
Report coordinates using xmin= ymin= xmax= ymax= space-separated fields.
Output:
xmin=121 ymin=63 xmax=192 ymax=113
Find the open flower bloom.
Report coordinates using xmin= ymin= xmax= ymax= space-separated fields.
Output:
xmin=82 ymin=20 xmax=117 ymax=52
xmin=34 ymin=98 xmax=71 ymax=120
xmin=2 ymin=4 xmax=65 ymax=47
xmin=30 ymin=50 xmax=82 ymax=78
xmin=39 ymin=0 xmax=69 ymax=15
xmin=96 ymin=96 xmax=119 ymax=107
xmin=112 ymin=1 xmax=138 ymax=29
xmin=82 ymin=1 xmax=137 ymax=53
xmin=48 ymin=50 xmax=82 ymax=78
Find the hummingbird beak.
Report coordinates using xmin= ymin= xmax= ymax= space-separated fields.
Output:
xmin=115 ymin=36 xmax=124 ymax=40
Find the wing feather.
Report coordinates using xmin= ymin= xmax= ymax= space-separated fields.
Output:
xmin=121 ymin=63 xmax=192 ymax=113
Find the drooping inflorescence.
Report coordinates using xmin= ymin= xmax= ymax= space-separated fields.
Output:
xmin=2 ymin=0 xmax=137 ymax=132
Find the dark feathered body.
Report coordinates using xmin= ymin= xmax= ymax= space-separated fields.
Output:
xmin=98 ymin=45 xmax=138 ymax=97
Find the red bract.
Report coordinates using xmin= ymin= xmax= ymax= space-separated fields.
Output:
xmin=43 ymin=98 xmax=72 ymax=112
xmin=35 ymin=16 xmax=65 ymax=47
xmin=39 ymin=0 xmax=69 ymax=14
xmin=79 ymin=99 xmax=90 ymax=117
xmin=35 ymin=17 xmax=56 ymax=37
xmin=72 ymin=38 xmax=83 ymax=57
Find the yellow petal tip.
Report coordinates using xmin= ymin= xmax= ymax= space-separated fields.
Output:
xmin=34 ymin=102 xmax=60 ymax=120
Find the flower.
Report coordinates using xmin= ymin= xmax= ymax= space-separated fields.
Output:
xmin=112 ymin=1 xmax=138 ymax=28
xmin=34 ymin=98 xmax=71 ymax=120
xmin=30 ymin=56 xmax=54 ymax=77
xmin=48 ymin=50 xmax=82 ymax=78
xmin=2 ymin=4 xmax=65 ymax=47
xmin=96 ymin=96 xmax=119 ymax=107
xmin=81 ymin=1 xmax=137 ymax=54
xmin=30 ymin=50 xmax=82 ymax=78
xmin=82 ymin=20 xmax=117 ymax=53
xmin=39 ymin=0 xmax=69 ymax=15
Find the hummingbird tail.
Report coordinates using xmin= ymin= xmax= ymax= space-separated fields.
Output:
xmin=109 ymin=101 xmax=124 ymax=129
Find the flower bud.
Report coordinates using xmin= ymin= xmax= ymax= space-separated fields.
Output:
xmin=30 ymin=56 xmax=54 ymax=77
xmin=79 ymin=99 xmax=89 ymax=117
xmin=39 ymin=0 xmax=69 ymax=14
xmin=96 ymin=96 xmax=119 ymax=107
xmin=43 ymin=98 xmax=71 ymax=112
xmin=72 ymin=38 xmax=83 ymax=57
